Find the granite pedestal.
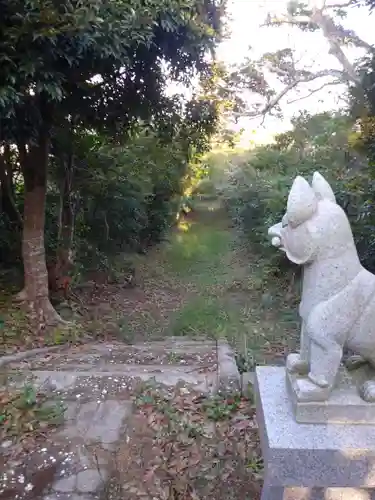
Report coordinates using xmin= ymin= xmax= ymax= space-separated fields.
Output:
xmin=286 ymin=366 xmax=375 ymax=425
xmin=255 ymin=367 xmax=375 ymax=500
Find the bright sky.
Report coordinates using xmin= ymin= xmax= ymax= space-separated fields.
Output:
xmin=216 ymin=0 xmax=375 ymax=145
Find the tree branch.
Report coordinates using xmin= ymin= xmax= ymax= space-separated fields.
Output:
xmin=325 ymin=1 xmax=355 ymax=9
xmin=235 ymin=69 xmax=346 ymax=119
xmin=286 ymin=79 xmax=342 ymax=104
xmin=263 ymin=2 xmax=373 ymax=83
xmin=344 ymin=32 xmax=375 ymax=52
xmin=261 ymin=16 xmax=311 ymax=28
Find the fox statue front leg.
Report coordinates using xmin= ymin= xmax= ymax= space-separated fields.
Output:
xmin=291 ymin=300 xmax=345 ymax=402
xmin=286 ymin=321 xmax=310 ymax=375
xmin=292 ymin=337 xmax=343 ymax=402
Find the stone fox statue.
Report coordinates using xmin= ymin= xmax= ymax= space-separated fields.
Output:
xmin=268 ymin=172 xmax=375 ymax=402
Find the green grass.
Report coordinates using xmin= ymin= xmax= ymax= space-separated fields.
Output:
xmin=171 ymin=295 xmax=237 ymax=338
xmin=145 ymin=200 xmax=300 ymax=365
xmin=161 ymin=219 xmax=232 ymax=283
xmin=75 ymin=197 xmax=300 ymax=366
xmin=0 ymin=198 xmax=299 ymax=367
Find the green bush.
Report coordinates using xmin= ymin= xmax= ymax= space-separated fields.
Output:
xmin=220 ymin=112 xmax=375 ymax=273
xmin=0 ymin=127 xmax=211 ymax=281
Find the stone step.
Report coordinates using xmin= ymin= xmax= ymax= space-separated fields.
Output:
xmin=7 ymin=366 xmax=218 ymax=397
xmin=6 ymin=340 xmax=219 ymax=371
xmin=10 ymin=362 xmax=216 ymax=373
xmin=1 ymin=398 xmax=132 ymax=500
xmin=0 ymin=339 xmax=240 ymax=499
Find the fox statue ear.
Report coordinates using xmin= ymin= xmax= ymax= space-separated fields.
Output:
xmin=311 ymin=172 xmax=336 ymax=203
xmin=287 ymin=176 xmax=317 ymax=228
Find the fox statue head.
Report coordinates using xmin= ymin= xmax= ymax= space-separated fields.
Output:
xmin=268 ymin=172 xmax=354 ymax=265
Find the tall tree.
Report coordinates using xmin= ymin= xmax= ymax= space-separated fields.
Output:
xmin=223 ymin=0 xmax=374 ymax=121
xmin=0 ymin=0 xmax=226 ymax=327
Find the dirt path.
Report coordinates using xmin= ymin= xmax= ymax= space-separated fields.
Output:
xmin=81 ymin=201 xmax=299 ymax=368
xmin=0 ymin=201 xmax=298 ymax=500
xmin=1 ymin=200 xmax=298 ymax=364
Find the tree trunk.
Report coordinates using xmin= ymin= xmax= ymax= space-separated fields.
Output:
xmin=311 ymin=8 xmax=361 ymax=86
xmin=20 ymin=135 xmax=63 ymax=327
xmin=53 ymin=152 xmax=75 ymax=291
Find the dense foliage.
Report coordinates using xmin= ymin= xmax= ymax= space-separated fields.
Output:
xmin=210 ymin=0 xmax=375 ymax=278
xmin=2 ymin=0 xmax=375 ymax=334
xmin=0 ymin=0 xmax=226 ymax=326
xmin=216 ymin=110 xmax=375 ymax=273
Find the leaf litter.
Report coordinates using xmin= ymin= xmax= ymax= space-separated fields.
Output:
xmin=105 ymin=381 xmax=263 ymax=500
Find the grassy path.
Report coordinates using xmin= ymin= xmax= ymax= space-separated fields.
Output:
xmin=111 ymin=200 xmax=299 ymax=369
xmin=1 ymin=199 xmax=299 ymax=366
xmin=0 ymin=200 xmax=299 ymax=500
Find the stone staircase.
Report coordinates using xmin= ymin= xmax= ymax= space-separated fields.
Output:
xmin=0 ymin=338 xmax=240 ymax=499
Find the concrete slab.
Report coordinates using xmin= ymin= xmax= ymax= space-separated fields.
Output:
xmin=0 ymin=338 xmax=240 ymax=499
xmin=7 ymin=340 xmax=218 ymax=371
xmin=256 ymin=366 xmax=375 ymax=495
xmin=261 ymin=485 xmax=375 ymax=499
xmin=287 ymin=368 xmax=375 ymax=425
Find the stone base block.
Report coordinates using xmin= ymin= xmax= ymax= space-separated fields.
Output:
xmin=255 ymin=367 xmax=375 ymax=499
xmin=286 ymin=367 xmax=375 ymax=425
xmin=261 ymin=485 xmax=375 ymax=499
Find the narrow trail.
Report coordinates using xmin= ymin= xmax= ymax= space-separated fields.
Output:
xmin=0 ymin=200 xmax=298 ymax=500
xmin=1 ymin=199 xmax=298 ymax=362
xmin=84 ymin=199 xmax=298 ymax=366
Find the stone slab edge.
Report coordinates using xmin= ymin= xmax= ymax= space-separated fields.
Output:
xmin=217 ymin=341 xmax=241 ymax=394
xmin=0 ymin=337 xmax=218 ymax=369
xmin=0 ymin=345 xmax=64 ymax=368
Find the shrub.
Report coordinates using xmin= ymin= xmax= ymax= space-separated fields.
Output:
xmin=220 ymin=112 xmax=375 ymax=273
